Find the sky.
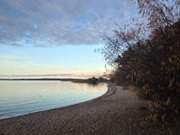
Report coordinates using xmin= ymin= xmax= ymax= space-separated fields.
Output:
xmin=0 ymin=0 xmax=138 ymax=77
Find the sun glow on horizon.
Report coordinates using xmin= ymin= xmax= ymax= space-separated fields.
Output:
xmin=0 ymin=44 xmax=110 ymax=77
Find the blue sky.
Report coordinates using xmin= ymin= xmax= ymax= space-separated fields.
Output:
xmin=0 ymin=0 xmax=138 ymax=77
xmin=0 ymin=44 xmax=107 ymax=76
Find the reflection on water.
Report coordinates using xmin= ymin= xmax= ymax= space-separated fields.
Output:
xmin=0 ymin=81 xmax=107 ymax=119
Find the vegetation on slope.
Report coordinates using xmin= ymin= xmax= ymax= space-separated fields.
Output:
xmin=103 ymin=0 xmax=180 ymax=122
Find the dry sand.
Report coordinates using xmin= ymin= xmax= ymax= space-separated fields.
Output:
xmin=0 ymin=83 xmax=175 ymax=135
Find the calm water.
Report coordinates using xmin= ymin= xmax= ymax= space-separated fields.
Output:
xmin=0 ymin=81 xmax=107 ymax=119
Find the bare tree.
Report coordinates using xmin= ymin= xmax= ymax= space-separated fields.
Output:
xmin=137 ymin=0 xmax=179 ymax=29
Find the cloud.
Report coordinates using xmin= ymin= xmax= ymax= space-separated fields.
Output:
xmin=0 ymin=0 xmax=137 ymax=46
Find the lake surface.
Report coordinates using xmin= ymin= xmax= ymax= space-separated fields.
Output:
xmin=0 ymin=81 xmax=107 ymax=120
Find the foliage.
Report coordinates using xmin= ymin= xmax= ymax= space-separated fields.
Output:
xmin=103 ymin=0 xmax=180 ymax=122
xmin=116 ymin=21 xmax=180 ymax=121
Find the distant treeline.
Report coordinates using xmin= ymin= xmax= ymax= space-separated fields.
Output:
xmin=0 ymin=77 xmax=109 ymax=85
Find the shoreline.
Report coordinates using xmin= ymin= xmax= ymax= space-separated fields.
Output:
xmin=0 ymin=82 xmax=109 ymax=121
xmin=0 ymin=78 xmax=109 ymax=87
xmin=0 ymin=83 xmax=169 ymax=135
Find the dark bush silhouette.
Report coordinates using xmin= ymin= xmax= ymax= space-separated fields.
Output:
xmin=103 ymin=0 xmax=180 ymax=122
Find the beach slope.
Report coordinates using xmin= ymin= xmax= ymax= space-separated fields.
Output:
xmin=0 ymin=84 xmax=150 ymax=135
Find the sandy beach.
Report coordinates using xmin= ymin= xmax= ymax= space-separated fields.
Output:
xmin=0 ymin=83 xmax=174 ymax=135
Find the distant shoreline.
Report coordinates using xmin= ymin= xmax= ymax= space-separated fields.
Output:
xmin=0 ymin=77 xmax=109 ymax=84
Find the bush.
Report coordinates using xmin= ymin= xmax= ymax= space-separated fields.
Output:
xmin=112 ymin=21 xmax=180 ymax=122
xmin=103 ymin=0 xmax=180 ymax=122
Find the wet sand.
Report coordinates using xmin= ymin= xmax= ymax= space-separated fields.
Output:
xmin=0 ymin=83 xmax=171 ymax=135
